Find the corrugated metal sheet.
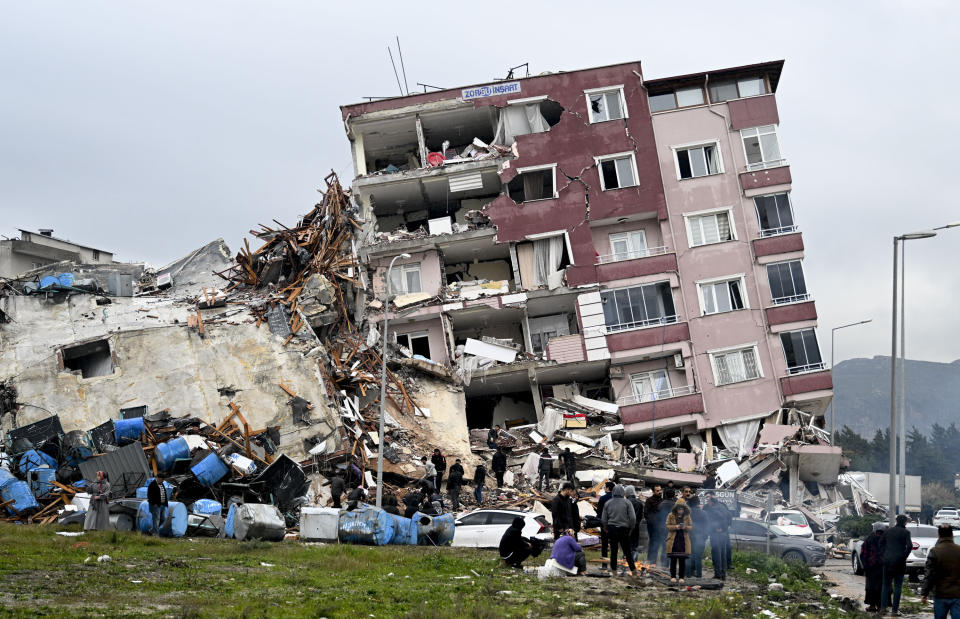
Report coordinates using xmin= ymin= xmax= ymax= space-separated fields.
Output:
xmin=449 ymin=172 xmax=483 ymax=193
xmin=79 ymin=441 xmax=150 ymax=498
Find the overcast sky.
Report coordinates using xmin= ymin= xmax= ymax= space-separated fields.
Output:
xmin=1 ymin=1 xmax=957 ymax=364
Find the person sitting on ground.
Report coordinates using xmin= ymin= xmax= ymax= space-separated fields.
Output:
xmin=499 ymin=516 xmax=534 ymax=568
xmin=548 ymin=528 xmax=587 ymax=575
xmin=666 ymin=500 xmax=693 ymax=584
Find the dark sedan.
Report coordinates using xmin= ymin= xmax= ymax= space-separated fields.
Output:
xmin=729 ymin=518 xmax=827 ymax=566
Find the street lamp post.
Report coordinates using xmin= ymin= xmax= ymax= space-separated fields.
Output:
xmin=829 ymin=319 xmax=872 ymax=444
xmin=377 ymin=253 xmax=411 ymax=509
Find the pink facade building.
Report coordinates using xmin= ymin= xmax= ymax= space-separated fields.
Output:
xmin=340 ymin=59 xmax=832 ymax=451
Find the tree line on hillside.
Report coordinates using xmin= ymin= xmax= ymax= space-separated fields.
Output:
xmin=835 ymin=424 xmax=960 ymax=485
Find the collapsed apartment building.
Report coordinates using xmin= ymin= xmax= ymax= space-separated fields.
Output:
xmin=0 ymin=58 xmax=862 ymax=539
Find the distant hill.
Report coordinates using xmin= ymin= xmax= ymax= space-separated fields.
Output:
xmin=830 ymin=356 xmax=960 ymax=436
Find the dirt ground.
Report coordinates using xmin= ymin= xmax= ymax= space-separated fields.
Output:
xmin=814 ymin=557 xmax=929 ymax=618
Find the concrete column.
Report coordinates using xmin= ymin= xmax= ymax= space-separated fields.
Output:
xmin=528 ymin=367 xmax=544 ymax=421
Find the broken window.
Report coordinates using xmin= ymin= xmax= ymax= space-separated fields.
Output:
xmin=698 ymin=277 xmax=746 ymax=315
xmin=741 ymin=125 xmax=784 ymax=171
xmin=389 ymin=262 xmax=422 ymax=295
xmin=608 ymin=230 xmax=648 ymax=262
xmin=780 ymin=329 xmax=823 ymax=374
xmin=766 ymin=260 xmax=808 ymax=305
xmin=528 ymin=314 xmax=570 ymax=353
xmin=532 ymin=234 xmax=568 ymax=289
xmin=630 ymin=370 xmax=672 ymax=403
xmin=396 ymin=331 xmax=431 ymax=359
xmin=676 ymin=143 xmax=721 ymax=179
xmin=596 ymin=153 xmax=638 ymax=190
xmin=648 ymin=86 xmax=706 ymax=113
xmin=600 ymin=281 xmax=676 ymax=332
xmin=711 ymin=347 xmax=761 ymax=386
xmin=61 ymin=340 xmax=114 ymax=378
xmin=685 ymin=210 xmax=734 ymax=247
xmin=493 ymin=98 xmax=561 ymax=146
xmin=585 ymin=86 xmax=626 ymax=123
xmin=709 ymin=75 xmax=768 ymax=103
xmin=507 ymin=166 xmax=556 ymax=203
xmin=754 ymin=192 xmax=796 ymax=236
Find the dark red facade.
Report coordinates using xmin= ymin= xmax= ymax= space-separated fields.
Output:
xmin=728 ymin=95 xmax=780 ymax=131
xmin=780 ymin=371 xmax=833 ymax=396
xmin=606 ymin=322 xmax=690 ymax=353
xmin=619 ymin=392 xmax=705 ymax=425
xmin=765 ymin=301 xmax=817 ymax=326
xmin=739 ymin=166 xmax=792 ymax=191
xmin=753 ymin=232 xmax=804 ymax=258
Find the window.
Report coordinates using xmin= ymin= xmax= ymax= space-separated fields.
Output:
xmin=389 ymin=262 xmax=422 ymax=295
xmin=630 ymin=370 xmax=672 ymax=403
xmin=685 ymin=210 xmax=735 ymax=247
xmin=732 ymin=520 xmax=768 ymax=537
xmin=780 ymin=329 xmax=823 ymax=374
xmin=488 ymin=512 xmax=520 ymax=525
xmin=457 ymin=512 xmax=489 ymax=526
xmin=92 ymin=250 xmax=101 ymax=261
xmin=675 ymin=143 xmax=721 ymax=179
xmin=708 ymin=76 xmax=768 ymax=103
xmin=608 ymin=230 xmax=647 ymax=261
xmin=528 ymin=314 xmax=569 ymax=353
xmin=395 ymin=331 xmax=431 ymax=359
xmin=766 ymin=261 xmax=807 ymax=305
xmin=61 ymin=340 xmax=114 ymax=379
xmin=530 ymin=331 xmax=557 ymax=354
xmin=741 ymin=125 xmax=784 ymax=171
xmin=754 ymin=193 xmax=796 ymax=236
xmin=698 ymin=277 xmax=746 ymax=315
xmin=585 ymin=86 xmax=626 ymax=123
xmin=507 ymin=166 xmax=557 ymax=203
xmin=648 ymin=86 xmax=705 ymax=113
xmin=710 ymin=346 xmax=761 ymax=385
xmin=596 ymin=153 xmax=637 ymax=190
xmin=600 ymin=282 xmax=676 ymax=332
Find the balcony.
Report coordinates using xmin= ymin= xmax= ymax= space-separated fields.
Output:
xmin=606 ymin=320 xmax=690 ymax=353
xmin=780 ymin=369 xmax=833 ymax=416
xmin=597 ymin=246 xmax=669 ymax=265
xmin=619 ymin=389 xmax=704 ymax=425
xmin=739 ymin=165 xmax=791 ymax=192
xmin=594 ymin=248 xmax=677 ymax=285
xmin=759 ymin=225 xmax=798 ymax=238
xmin=753 ymin=232 xmax=803 ymax=258
xmin=765 ymin=300 xmax=817 ymax=327
xmin=785 ymin=362 xmax=826 ymax=376
xmin=616 ymin=384 xmax=697 ymax=406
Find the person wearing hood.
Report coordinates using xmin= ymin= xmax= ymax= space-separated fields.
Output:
xmin=880 ymin=514 xmax=913 ymax=615
xmin=499 ymin=516 xmax=534 ymax=568
xmin=645 ymin=485 xmax=663 ymax=563
xmin=601 ymin=484 xmax=637 ymax=576
xmin=624 ymin=485 xmax=644 ymax=562
xmin=84 ymin=471 xmax=111 ymax=531
xmin=666 ymin=500 xmax=693 ymax=583
xmin=861 ymin=522 xmax=885 ymax=612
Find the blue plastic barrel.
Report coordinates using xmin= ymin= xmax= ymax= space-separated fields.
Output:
xmin=29 ymin=468 xmax=56 ymax=499
xmin=155 ymin=437 xmax=190 ymax=472
xmin=191 ymin=499 xmax=222 ymax=515
xmin=0 ymin=469 xmax=15 ymax=489
xmin=113 ymin=417 xmax=145 ymax=444
xmin=191 ymin=453 xmax=229 ymax=486
xmin=39 ymin=275 xmax=59 ymax=289
xmin=1 ymin=480 xmax=39 ymax=514
xmin=385 ymin=513 xmax=418 ymax=545
xmin=136 ymin=500 xmax=188 ymax=537
xmin=338 ymin=506 xmax=396 ymax=546
xmin=413 ymin=512 xmax=456 ymax=546
xmin=56 ymin=273 xmax=75 ymax=287
xmin=135 ymin=479 xmax=174 ymax=499
xmin=18 ymin=450 xmax=57 ymax=475
xmin=225 ymin=503 xmax=237 ymax=538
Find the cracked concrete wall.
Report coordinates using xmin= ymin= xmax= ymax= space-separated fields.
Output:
xmin=0 ymin=295 xmax=341 ymax=460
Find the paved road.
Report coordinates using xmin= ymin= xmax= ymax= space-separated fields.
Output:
xmin=814 ymin=557 xmax=929 ymax=617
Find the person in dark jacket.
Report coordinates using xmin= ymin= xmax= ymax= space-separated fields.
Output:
xmin=645 ymin=485 xmax=663 ymax=563
xmin=447 ymin=459 xmax=464 ymax=511
xmin=487 ymin=426 xmax=501 ymax=450
xmin=146 ymin=475 xmax=169 ymax=536
xmin=550 ymin=483 xmax=579 ymax=540
xmin=687 ymin=495 xmax=708 ymax=579
xmin=402 ymin=488 xmax=422 ymax=518
xmin=473 ymin=462 xmax=487 ymax=506
xmin=921 ymin=525 xmax=960 ymax=618
xmin=346 ymin=484 xmax=367 ymax=510
xmin=597 ymin=481 xmax=616 ymax=569
xmin=861 ymin=523 xmax=886 ymax=612
xmin=656 ymin=488 xmax=677 ymax=568
xmin=703 ymin=491 xmax=731 ymax=580
xmin=624 ymin=485 xmax=644 ymax=561
xmin=560 ymin=448 xmax=577 ymax=488
xmin=601 ymin=485 xmax=637 ymax=576
xmin=880 ymin=514 xmax=913 ymax=615
xmin=536 ymin=447 xmax=553 ymax=491
xmin=431 ymin=449 xmax=447 ymax=492
xmin=499 ymin=516 xmax=533 ymax=568
xmin=329 ymin=473 xmax=345 ymax=509
xmin=382 ymin=491 xmax=400 ymax=516
xmin=492 ymin=448 xmax=508 ymax=488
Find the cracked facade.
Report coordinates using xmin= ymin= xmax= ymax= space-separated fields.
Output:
xmin=341 ymin=59 xmax=833 ymax=453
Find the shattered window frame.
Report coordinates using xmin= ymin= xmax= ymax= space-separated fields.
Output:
xmin=709 ymin=344 xmax=762 ymax=386
xmin=673 ymin=141 xmax=723 ymax=179
xmin=584 ymin=85 xmax=628 ymax=123
xmin=509 ymin=163 xmax=558 ymax=203
xmin=683 ymin=207 xmax=737 ymax=248
xmin=594 ymin=151 xmax=639 ymax=191
xmin=696 ymin=275 xmax=747 ymax=316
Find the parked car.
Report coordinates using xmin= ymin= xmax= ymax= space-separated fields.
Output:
xmin=729 ymin=518 xmax=826 ymax=566
xmin=933 ymin=508 xmax=960 ymax=528
xmin=451 ymin=509 xmax=552 ymax=548
xmin=849 ymin=523 xmax=939 ymax=579
xmin=764 ymin=510 xmax=814 ymax=539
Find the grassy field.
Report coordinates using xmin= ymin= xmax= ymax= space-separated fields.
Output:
xmin=0 ymin=523 xmax=865 ymax=618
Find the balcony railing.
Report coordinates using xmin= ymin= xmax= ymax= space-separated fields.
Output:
xmin=597 ymin=245 xmax=669 ymax=265
xmin=746 ymin=159 xmax=788 ymax=172
xmin=760 ymin=225 xmax=798 ymax=238
xmin=786 ymin=362 xmax=826 ymax=375
xmin=617 ymin=384 xmax=697 ymax=406
xmin=604 ymin=314 xmax=678 ymax=334
xmin=772 ymin=293 xmax=810 ymax=305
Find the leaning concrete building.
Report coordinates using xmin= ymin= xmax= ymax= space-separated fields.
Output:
xmin=341 ymin=59 xmax=833 ymax=462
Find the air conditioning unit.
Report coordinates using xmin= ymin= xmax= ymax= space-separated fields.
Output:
xmin=609 ymin=366 xmax=624 ymax=377
xmin=674 ymin=353 xmax=685 ymax=369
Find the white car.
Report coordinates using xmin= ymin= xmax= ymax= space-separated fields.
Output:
xmin=764 ymin=510 xmax=814 ymax=539
xmin=452 ymin=509 xmax=552 ymax=548
xmin=934 ymin=508 xmax=960 ymax=528
xmin=850 ymin=523 xmax=939 ymax=579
